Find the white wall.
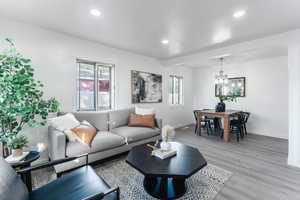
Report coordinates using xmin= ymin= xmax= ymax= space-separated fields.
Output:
xmin=288 ymin=44 xmax=300 ymax=168
xmin=192 ymin=56 xmax=289 ymax=139
xmin=0 ymin=17 xmax=194 ymax=149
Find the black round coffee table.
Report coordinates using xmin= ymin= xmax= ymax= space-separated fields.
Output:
xmin=126 ymin=142 xmax=207 ymax=199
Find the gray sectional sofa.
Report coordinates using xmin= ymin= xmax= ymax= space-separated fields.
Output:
xmin=48 ymin=108 xmax=162 ymax=173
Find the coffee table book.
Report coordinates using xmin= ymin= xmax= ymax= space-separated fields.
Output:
xmin=152 ymin=149 xmax=177 ymax=159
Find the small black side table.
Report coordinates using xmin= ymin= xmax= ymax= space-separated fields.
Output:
xmin=10 ymin=151 xmax=40 ymax=192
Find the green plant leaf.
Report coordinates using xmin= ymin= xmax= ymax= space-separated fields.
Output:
xmin=0 ymin=38 xmax=60 ymax=141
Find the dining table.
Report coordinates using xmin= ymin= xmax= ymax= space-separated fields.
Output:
xmin=196 ymin=109 xmax=241 ymax=142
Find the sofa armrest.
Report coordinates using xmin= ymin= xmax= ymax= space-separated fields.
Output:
xmin=48 ymin=126 xmax=66 ymax=160
xmin=155 ymin=118 xmax=162 ymax=129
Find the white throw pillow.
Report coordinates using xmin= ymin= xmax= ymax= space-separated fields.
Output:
xmin=135 ymin=106 xmax=155 ymax=115
xmin=48 ymin=113 xmax=80 ymax=132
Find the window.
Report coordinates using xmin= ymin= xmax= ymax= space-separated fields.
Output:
xmin=169 ymin=75 xmax=183 ymax=105
xmin=77 ymin=59 xmax=115 ymax=111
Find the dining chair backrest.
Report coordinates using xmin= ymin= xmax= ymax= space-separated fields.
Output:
xmin=232 ymin=113 xmax=244 ymax=123
xmin=241 ymin=112 xmax=250 ymax=123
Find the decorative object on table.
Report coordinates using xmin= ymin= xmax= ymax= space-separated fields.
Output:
xmin=7 ymin=135 xmax=28 ymax=157
xmin=5 ymin=151 xmax=30 ymax=164
xmin=161 ymin=125 xmax=175 ymax=151
xmin=147 ymin=143 xmax=177 ymax=159
xmin=8 ymin=151 xmax=40 ymax=168
xmin=151 ymin=148 xmax=177 ymax=159
xmin=215 ymin=95 xmax=237 ymax=112
xmin=215 ymin=77 xmax=246 ymax=97
xmin=131 ymin=70 xmax=162 ymax=103
xmin=0 ymin=38 xmax=60 ymax=157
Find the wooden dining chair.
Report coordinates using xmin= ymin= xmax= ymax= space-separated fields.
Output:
xmin=193 ymin=110 xmax=213 ymax=135
xmin=240 ymin=112 xmax=250 ymax=135
xmin=230 ymin=113 xmax=244 ymax=142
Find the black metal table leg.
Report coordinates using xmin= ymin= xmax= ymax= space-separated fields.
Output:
xmin=20 ymin=164 xmax=33 ymax=192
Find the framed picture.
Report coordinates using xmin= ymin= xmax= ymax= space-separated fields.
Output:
xmin=131 ymin=70 xmax=162 ymax=103
xmin=215 ymin=77 xmax=246 ymax=97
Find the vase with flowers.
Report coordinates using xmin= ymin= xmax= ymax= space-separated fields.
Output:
xmin=161 ymin=125 xmax=176 ymax=151
xmin=215 ymin=95 xmax=237 ymax=112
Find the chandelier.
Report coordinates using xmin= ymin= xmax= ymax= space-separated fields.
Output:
xmin=215 ymin=57 xmax=228 ymax=85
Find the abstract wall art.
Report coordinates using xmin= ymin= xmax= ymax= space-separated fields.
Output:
xmin=131 ymin=70 xmax=162 ymax=103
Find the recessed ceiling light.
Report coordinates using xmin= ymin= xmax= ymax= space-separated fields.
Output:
xmin=90 ymin=9 xmax=101 ymax=17
xmin=161 ymin=39 xmax=169 ymax=45
xmin=233 ymin=10 xmax=246 ymax=19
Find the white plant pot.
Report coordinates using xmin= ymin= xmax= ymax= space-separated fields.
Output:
xmin=12 ymin=149 xmax=23 ymax=157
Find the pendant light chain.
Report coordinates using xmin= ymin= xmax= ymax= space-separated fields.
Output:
xmin=215 ymin=57 xmax=229 ymax=85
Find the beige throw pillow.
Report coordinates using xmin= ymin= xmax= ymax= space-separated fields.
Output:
xmin=71 ymin=121 xmax=97 ymax=147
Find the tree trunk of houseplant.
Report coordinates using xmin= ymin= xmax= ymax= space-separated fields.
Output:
xmin=1 ymin=142 xmax=10 ymax=158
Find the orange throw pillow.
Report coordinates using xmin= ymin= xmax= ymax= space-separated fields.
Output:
xmin=128 ymin=113 xmax=156 ymax=128
xmin=71 ymin=121 xmax=97 ymax=147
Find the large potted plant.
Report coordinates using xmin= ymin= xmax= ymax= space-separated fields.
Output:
xmin=7 ymin=135 xmax=28 ymax=157
xmin=0 ymin=39 xmax=59 ymax=157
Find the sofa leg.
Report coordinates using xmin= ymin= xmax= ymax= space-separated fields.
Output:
xmin=56 ymin=172 xmax=62 ymax=178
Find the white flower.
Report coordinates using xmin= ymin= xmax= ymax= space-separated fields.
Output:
xmin=162 ymin=125 xmax=175 ymax=142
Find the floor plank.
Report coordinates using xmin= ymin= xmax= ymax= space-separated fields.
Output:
xmin=174 ymin=125 xmax=300 ymax=200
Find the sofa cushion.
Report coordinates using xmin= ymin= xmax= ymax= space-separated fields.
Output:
xmin=90 ymin=132 xmax=126 ymax=154
xmin=66 ymin=141 xmax=89 ymax=157
xmin=66 ymin=131 xmax=125 ymax=156
xmin=109 ymin=108 xmax=134 ymax=129
xmin=72 ymin=112 xmax=109 ymax=131
xmin=111 ymin=126 xmax=160 ymax=143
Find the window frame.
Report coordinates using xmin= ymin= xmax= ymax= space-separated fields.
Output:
xmin=169 ymin=75 xmax=184 ymax=105
xmin=77 ymin=59 xmax=115 ymax=111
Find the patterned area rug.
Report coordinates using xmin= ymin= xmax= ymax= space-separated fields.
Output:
xmin=33 ymin=157 xmax=232 ymax=200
